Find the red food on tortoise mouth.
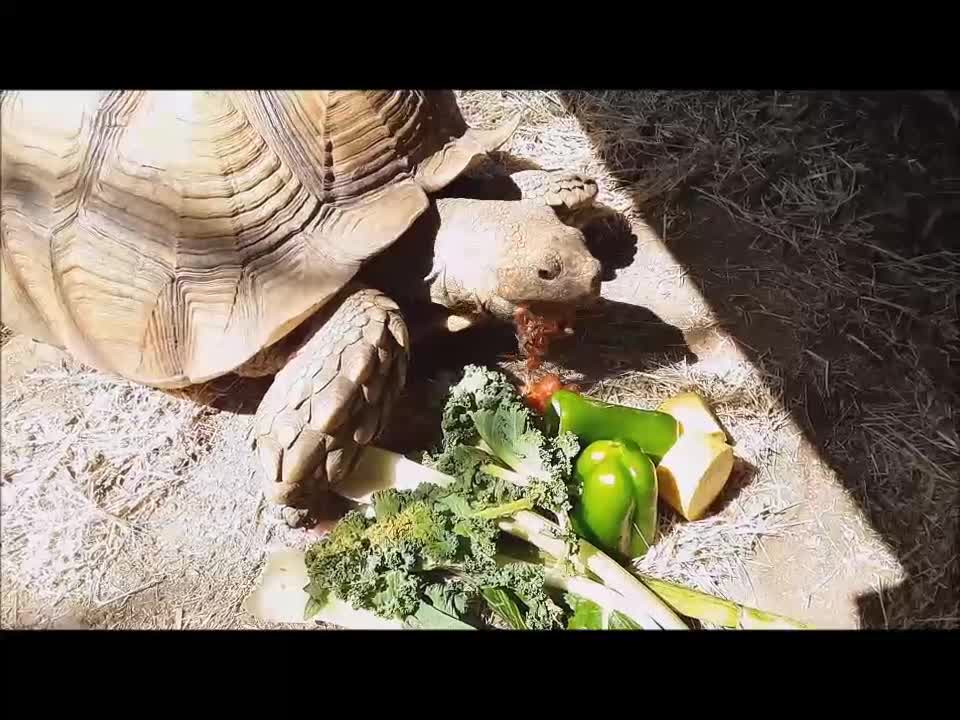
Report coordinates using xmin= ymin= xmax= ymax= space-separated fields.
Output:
xmin=513 ymin=304 xmax=576 ymax=371
xmin=513 ymin=303 xmax=581 ymax=414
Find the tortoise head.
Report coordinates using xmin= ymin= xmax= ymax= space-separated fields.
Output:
xmin=427 ymin=199 xmax=602 ymax=323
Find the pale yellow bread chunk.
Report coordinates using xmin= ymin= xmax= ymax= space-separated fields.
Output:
xmin=657 ymin=392 xmax=727 ymax=442
xmin=656 ymin=432 xmax=734 ymax=521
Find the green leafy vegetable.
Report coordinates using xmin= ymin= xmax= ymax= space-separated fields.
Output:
xmin=406 ymin=601 xmax=476 ymax=630
xmin=303 ymin=596 xmax=325 ymax=621
xmin=566 ymin=596 xmax=603 ymax=629
xmin=303 ymin=364 xmax=691 ymax=631
xmin=424 ymin=582 xmax=471 ymax=619
xmin=470 ymin=497 xmax=536 ymax=520
xmin=608 ymin=611 xmax=645 ymax=630
xmin=429 ymin=364 xmax=583 ymax=520
xmin=481 ymin=588 xmax=528 ymax=629
xmin=566 ymin=595 xmax=645 ymax=630
xmin=303 ymin=481 xmax=566 ymax=629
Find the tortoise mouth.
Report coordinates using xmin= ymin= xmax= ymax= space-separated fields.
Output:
xmin=480 ymin=293 xmax=601 ymax=326
xmin=512 ymin=290 xmax=601 ymax=315
xmin=495 ymin=264 xmax=604 ymax=314
xmin=512 ymin=303 xmax=582 ymax=368
xmin=477 ymin=297 xmax=584 ymax=332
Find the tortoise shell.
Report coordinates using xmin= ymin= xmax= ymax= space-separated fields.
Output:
xmin=0 ymin=90 xmax=516 ymax=387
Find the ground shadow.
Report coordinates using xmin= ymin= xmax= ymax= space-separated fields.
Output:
xmin=184 ymin=374 xmax=272 ymax=416
xmin=709 ymin=456 xmax=758 ymax=516
xmin=555 ymin=90 xmax=960 ymax=628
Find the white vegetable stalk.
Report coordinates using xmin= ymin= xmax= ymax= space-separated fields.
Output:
xmin=542 ymin=568 xmax=660 ymax=629
xmin=499 ymin=510 xmax=689 ymax=630
xmin=334 ymin=446 xmax=453 ymax=505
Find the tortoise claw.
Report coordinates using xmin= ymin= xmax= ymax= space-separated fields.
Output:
xmin=282 ymin=506 xmax=313 ymax=529
xmin=509 ymin=169 xmax=599 ymax=213
xmin=543 ymin=173 xmax=599 ymax=211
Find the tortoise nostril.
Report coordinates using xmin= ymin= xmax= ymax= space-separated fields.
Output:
xmin=538 ymin=257 xmax=562 ymax=281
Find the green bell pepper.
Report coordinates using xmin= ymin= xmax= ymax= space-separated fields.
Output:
xmin=571 ymin=439 xmax=658 ymax=560
xmin=545 ymin=389 xmax=680 ymax=464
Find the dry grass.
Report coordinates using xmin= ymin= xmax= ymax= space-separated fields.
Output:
xmin=0 ymin=347 xmax=307 ymax=629
xmin=459 ymin=90 xmax=960 ymax=627
xmin=2 ymin=90 xmax=957 ymax=629
xmin=1 ymin=354 xmax=204 ymax=622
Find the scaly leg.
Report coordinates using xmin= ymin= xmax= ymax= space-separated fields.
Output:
xmin=509 ymin=169 xmax=599 ymax=216
xmin=253 ymin=284 xmax=408 ymax=527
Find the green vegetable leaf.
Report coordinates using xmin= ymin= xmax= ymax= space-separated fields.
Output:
xmin=481 ymin=587 xmax=528 ymax=630
xmin=428 ymin=364 xmax=581 ymax=519
xmin=406 ymin=601 xmax=476 ymax=630
xmin=468 ymin=405 xmax=576 ymax=516
xmin=372 ymin=570 xmax=422 ymax=619
xmin=301 ymin=365 xmax=622 ymax=631
xmin=373 ymin=491 xmax=402 ymax=521
xmin=471 ymin=405 xmax=542 ymax=479
xmin=424 ymin=582 xmax=470 ymax=619
xmin=495 ymin=562 xmax=565 ymax=630
xmin=304 ymin=596 xmax=325 ymax=621
xmin=565 ymin=594 xmax=644 ymax=630
xmin=567 ymin=596 xmax=604 ymax=629
xmin=435 ymin=493 xmax=473 ymax=518
xmin=470 ymin=496 xmax=536 ymax=520
xmin=303 ymin=579 xmax=329 ymax=600
xmin=609 ymin=611 xmax=645 ymax=630
xmin=302 ymin=579 xmax=330 ymax=621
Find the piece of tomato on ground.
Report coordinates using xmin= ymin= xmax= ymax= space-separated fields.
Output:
xmin=521 ymin=372 xmax=579 ymax=414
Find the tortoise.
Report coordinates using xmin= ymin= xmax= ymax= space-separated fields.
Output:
xmin=0 ymin=90 xmax=603 ymax=526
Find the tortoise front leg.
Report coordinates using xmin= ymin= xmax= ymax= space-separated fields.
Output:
xmin=509 ymin=169 xmax=599 ymax=214
xmin=253 ymin=284 xmax=409 ymax=528
xmin=509 ymin=168 xmax=625 ymax=236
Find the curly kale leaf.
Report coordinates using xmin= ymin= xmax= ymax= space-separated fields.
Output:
xmin=373 ymin=570 xmax=424 ymax=619
xmin=431 ymin=364 xmax=582 ymax=518
xmin=304 ymin=493 xmax=466 ymax=621
xmin=425 ymin=444 xmax=523 ymax=510
xmin=473 ymin=561 xmax=566 ymax=630
xmin=438 ymin=364 xmax=519 ymax=450
xmin=470 ymin=403 xmax=580 ymax=516
xmin=480 ymin=587 xmax=528 ymax=629
xmin=304 ymin=485 xmax=563 ymax=628
xmin=424 ymin=580 xmax=473 ymax=619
